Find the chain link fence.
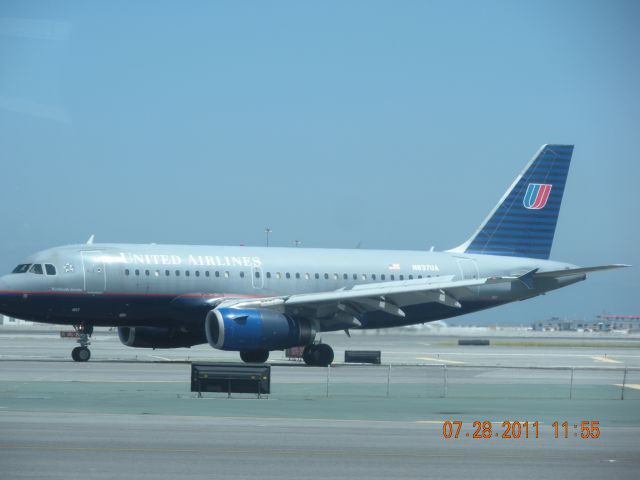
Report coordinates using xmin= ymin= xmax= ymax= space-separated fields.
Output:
xmin=271 ymin=364 xmax=640 ymax=399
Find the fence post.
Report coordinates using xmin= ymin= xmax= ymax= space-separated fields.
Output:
xmin=569 ymin=367 xmax=574 ymax=400
xmin=621 ymin=367 xmax=627 ymax=401
xmin=443 ymin=365 xmax=448 ymax=398
xmin=386 ymin=364 xmax=391 ymax=397
xmin=326 ymin=365 xmax=331 ymax=398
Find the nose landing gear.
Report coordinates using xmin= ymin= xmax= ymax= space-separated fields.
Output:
xmin=71 ymin=323 xmax=93 ymax=362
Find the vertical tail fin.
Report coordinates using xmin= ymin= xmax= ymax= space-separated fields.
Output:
xmin=450 ymin=144 xmax=574 ymax=259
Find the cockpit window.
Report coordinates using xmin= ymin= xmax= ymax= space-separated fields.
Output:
xmin=45 ymin=264 xmax=57 ymax=276
xmin=12 ymin=264 xmax=31 ymax=274
xmin=29 ymin=264 xmax=44 ymax=275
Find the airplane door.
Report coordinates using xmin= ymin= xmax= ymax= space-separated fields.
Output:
xmin=456 ymin=258 xmax=479 ymax=280
xmin=251 ymin=266 xmax=264 ymax=289
xmin=81 ymin=250 xmax=106 ymax=294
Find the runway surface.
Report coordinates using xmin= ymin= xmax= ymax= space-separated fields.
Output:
xmin=3 ymin=329 xmax=640 ymax=367
xmin=2 ymin=412 xmax=639 ymax=480
xmin=1 ymin=330 xmax=639 ymax=479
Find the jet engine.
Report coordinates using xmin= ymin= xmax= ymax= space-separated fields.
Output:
xmin=205 ymin=307 xmax=316 ymax=351
xmin=118 ymin=326 xmax=206 ymax=349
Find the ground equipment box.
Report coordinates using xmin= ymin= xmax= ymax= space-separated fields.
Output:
xmin=344 ymin=350 xmax=382 ymax=364
xmin=191 ymin=363 xmax=270 ymax=397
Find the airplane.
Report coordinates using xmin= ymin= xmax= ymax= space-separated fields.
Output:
xmin=0 ymin=144 xmax=628 ymax=365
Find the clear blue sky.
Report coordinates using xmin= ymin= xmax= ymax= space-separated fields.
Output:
xmin=1 ymin=0 xmax=638 ymax=324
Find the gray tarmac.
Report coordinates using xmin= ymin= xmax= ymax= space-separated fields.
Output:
xmin=3 ymin=329 xmax=640 ymax=367
xmin=1 ymin=330 xmax=640 ymax=479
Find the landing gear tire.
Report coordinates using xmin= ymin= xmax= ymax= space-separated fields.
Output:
xmin=240 ymin=350 xmax=269 ymax=363
xmin=72 ymin=346 xmax=91 ymax=362
xmin=303 ymin=344 xmax=334 ymax=367
xmin=71 ymin=323 xmax=92 ymax=362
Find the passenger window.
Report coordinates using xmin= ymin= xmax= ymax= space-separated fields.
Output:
xmin=381 ymin=274 xmax=385 ymax=280
xmin=390 ymin=274 xmax=395 ymax=280
xmin=145 ymin=270 xmax=150 ymax=276
xmin=205 ymin=271 xmax=210 ymax=277
xmin=324 ymin=273 xmax=329 ymax=280
xmin=135 ymin=269 xmax=140 ymax=276
xmin=295 ymin=273 xmax=300 ymax=279
xmin=29 ymin=264 xmax=44 ymax=275
xmin=12 ymin=264 xmax=31 ymax=274
xmin=276 ymin=272 xmax=281 ymax=279
xmin=175 ymin=270 xmax=180 ymax=276
xmin=333 ymin=273 xmax=338 ymax=280
xmin=125 ymin=269 xmax=130 ymax=276
xmin=45 ymin=264 xmax=57 ymax=275
xmin=195 ymin=271 xmax=200 ymax=277
xmin=343 ymin=273 xmax=348 ymax=280
xmin=285 ymin=272 xmax=291 ymax=279
xmin=215 ymin=271 xmax=220 ymax=277
xmin=266 ymin=272 xmax=272 ymax=279
xmin=154 ymin=270 xmax=160 ymax=277
xmin=255 ymin=271 xmax=261 ymax=278
xmin=240 ymin=271 xmax=245 ymax=278
xmin=371 ymin=274 xmax=376 ymax=280
xmin=315 ymin=273 xmax=320 ymax=279
xmin=185 ymin=271 xmax=190 ymax=277
xmin=418 ymin=275 xmax=422 ymax=279
xmin=165 ymin=270 xmax=170 ymax=276
xmin=408 ymin=275 xmax=413 ymax=280
xmin=353 ymin=274 xmax=357 ymax=280
xmin=305 ymin=273 xmax=310 ymax=280
xmin=399 ymin=275 xmax=404 ymax=280
xmin=224 ymin=271 xmax=229 ymax=278
xmin=361 ymin=274 xmax=367 ymax=280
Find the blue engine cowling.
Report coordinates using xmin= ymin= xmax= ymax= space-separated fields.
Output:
xmin=205 ymin=307 xmax=316 ymax=351
xmin=118 ymin=326 xmax=207 ymax=349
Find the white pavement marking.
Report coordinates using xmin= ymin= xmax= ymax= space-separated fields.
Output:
xmin=614 ymin=383 xmax=640 ymax=390
xmin=416 ymin=356 xmax=466 ymax=364
xmin=148 ymin=355 xmax=172 ymax=361
xmin=591 ymin=355 xmax=622 ymax=364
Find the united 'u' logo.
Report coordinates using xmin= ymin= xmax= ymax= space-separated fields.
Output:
xmin=523 ymin=183 xmax=552 ymax=209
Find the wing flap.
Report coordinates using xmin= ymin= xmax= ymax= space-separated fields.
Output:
xmin=283 ymin=276 xmax=503 ymax=306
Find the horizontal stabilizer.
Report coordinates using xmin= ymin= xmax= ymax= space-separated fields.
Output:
xmin=536 ymin=264 xmax=631 ymax=278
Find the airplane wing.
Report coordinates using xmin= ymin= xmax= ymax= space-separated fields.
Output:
xmin=217 ymin=275 xmax=514 ymax=329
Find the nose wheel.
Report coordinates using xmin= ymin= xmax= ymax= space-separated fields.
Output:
xmin=71 ymin=323 xmax=93 ymax=362
xmin=71 ymin=346 xmax=91 ymax=362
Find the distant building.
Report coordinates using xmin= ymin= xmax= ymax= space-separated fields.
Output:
xmin=0 ymin=315 xmax=33 ymax=326
xmin=532 ymin=315 xmax=640 ymax=333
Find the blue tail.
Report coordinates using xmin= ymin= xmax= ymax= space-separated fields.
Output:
xmin=452 ymin=144 xmax=574 ymax=260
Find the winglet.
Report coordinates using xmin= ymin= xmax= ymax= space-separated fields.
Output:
xmin=86 ymin=234 xmax=95 ymax=245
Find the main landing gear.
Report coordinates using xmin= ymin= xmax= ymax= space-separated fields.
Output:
xmin=71 ymin=323 xmax=93 ymax=362
xmin=238 ymin=344 xmax=335 ymax=367
xmin=303 ymin=343 xmax=334 ymax=367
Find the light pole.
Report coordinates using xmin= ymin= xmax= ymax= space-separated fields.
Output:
xmin=265 ymin=228 xmax=272 ymax=247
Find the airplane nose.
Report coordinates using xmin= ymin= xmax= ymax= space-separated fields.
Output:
xmin=0 ymin=277 xmax=7 ymax=309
